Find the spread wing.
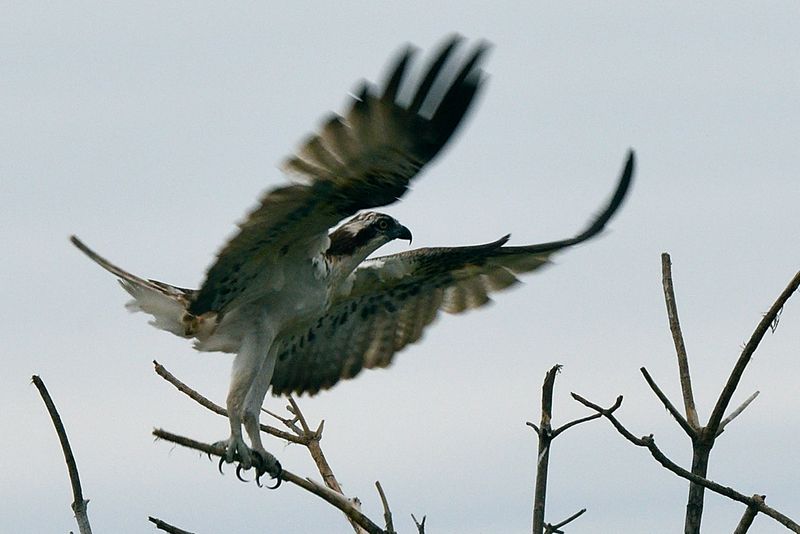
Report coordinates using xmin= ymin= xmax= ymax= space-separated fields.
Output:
xmin=270 ymin=152 xmax=635 ymax=395
xmin=190 ymin=36 xmax=489 ymax=315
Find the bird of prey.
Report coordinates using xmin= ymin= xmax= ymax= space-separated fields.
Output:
xmin=72 ymin=36 xmax=634 ymax=485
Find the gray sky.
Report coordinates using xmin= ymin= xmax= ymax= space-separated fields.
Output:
xmin=3 ymin=2 xmax=799 ymax=533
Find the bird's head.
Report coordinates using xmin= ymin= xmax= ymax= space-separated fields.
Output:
xmin=326 ymin=212 xmax=412 ymax=260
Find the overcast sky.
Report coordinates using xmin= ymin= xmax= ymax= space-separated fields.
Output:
xmin=3 ymin=2 xmax=800 ymax=533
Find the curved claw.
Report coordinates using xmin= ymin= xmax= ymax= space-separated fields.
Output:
xmin=265 ymin=472 xmax=282 ymax=490
xmin=207 ymin=452 xmax=213 ymax=462
xmin=235 ymin=464 xmax=250 ymax=482
xmin=263 ymin=461 xmax=283 ymax=490
xmin=255 ymin=469 xmax=282 ymax=489
xmin=217 ymin=457 xmax=226 ymax=475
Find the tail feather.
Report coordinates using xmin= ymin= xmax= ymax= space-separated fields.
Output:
xmin=70 ymin=236 xmax=195 ymax=338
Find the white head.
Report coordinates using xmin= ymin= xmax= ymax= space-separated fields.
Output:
xmin=326 ymin=212 xmax=412 ymax=263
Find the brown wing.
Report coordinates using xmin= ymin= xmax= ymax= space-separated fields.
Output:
xmin=189 ymin=36 xmax=489 ymax=315
xmin=269 ymin=152 xmax=634 ymax=395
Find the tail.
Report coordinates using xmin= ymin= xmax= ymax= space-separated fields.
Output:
xmin=70 ymin=236 xmax=197 ymax=338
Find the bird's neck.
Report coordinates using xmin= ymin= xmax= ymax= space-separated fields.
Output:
xmin=324 ymin=240 xmax=385 ymax=281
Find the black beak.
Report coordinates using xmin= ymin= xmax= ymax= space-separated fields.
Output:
xmin=396 ymin=224 xmax=413 ymax=244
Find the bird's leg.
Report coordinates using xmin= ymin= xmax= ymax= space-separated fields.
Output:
xmin=219 ymin=382 xmax=253 ymax=468
xmin=242 ymin=350 xmax=281 ymax=485
xmin=213 ymin=330 xmax=267 ymax=470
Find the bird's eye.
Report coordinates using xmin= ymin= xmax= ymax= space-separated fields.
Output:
xmin=377 ymin=219 xmax=390 ymax=231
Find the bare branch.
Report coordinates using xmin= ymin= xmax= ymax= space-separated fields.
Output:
xmin=707 ymin=270 xmax=800 ymax=433
xmin=540 ymin=365 xmax=561 ymax=425
xmin=32 ymin=375 xmax=93 ymax=534
xmin=733 ymin=495 xmax=766 ymax=534
xmin=152 ymin=429 xmax=386 ymax=534
xmin=153 ymin=361 xmax=302 ymax=445
xmin=717 ymin=391 xmax=760 ymax=436
xmin=532 ymin=365 xmax=560 ymax=534
xmin=640 ymin=367 xmax=695 ymax=438
xmin=375 ymin=481 xmax=396 ymax=534
xmin=544 ymin=508 xmax=587 ymax=533
xmin=288 ymin=396 xmax=312 ymax=434
xmin=156 ymin=365 xmax=368 ymax=533
xmin=551 ymin=413 xmax=602 ymax=439
xmin=279 ymin=400 xmax=366 ymax=534
xmin=572 ymin=394 xmax=800 ymax=532
xmin=412 ymin=514 xmax=426 ymax=534
xmin=148 ymin=516 xmax=195 ymax=534
xmin=661 ymin=253 xmax=700 ymax=429
xmin=532 ymin=365 xmax=592 ymax=534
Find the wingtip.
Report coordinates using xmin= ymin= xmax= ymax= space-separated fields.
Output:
xmin=70 ymin=234 xmax=90 ymax=254
xmin=625 ymin=149 xmax=636 ymax=174
xmin=615 ymin=149 xmax=636 ymax=205
xmin=594 ymin=150 xmax=636 ymax=230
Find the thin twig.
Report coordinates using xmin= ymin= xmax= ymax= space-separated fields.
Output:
xmin=32 ymin=375 xmax=93 ymax=534
xmin=153 ymin=361 xmax=302 ymax=444
xmin=717 ymin=391 xmax=760 ymax=436
xmin=412 ymin=513 xmax=426 ymax=534
xmin=640 ymin=367 xmax=695 ymax=438
xmin=288 ymin=396 xmax=311 ymax=434
xmin=544 ymin=508 xmax=587 ymax=533
xmin=148 ymin=516 xmax=195 ymax=534
xmin=270 ymin=400 xmax=366 ymax=534
xmin=551 ymin=413 xmax=602 ymax=439
xmin=707 ymin=270 xmax=800 ymax=433
xmin=661 ymin=253 xmax=700 ymax=430
xmin=152 ymin=429 xmax=386 ymax=534
xmin=375 ymin=481 xmax=396 ymax=534
xmin=572 ymin=394 xmax=800 ymax=532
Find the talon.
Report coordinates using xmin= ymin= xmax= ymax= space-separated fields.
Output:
xmin=266 ymin=473 xmax=282 ymax=490
xmin=236 ymin=465 xmax=249 ymax=482
xmin=255 ymin=472 xmax=263 ymax=488
xmin=218 ymin=457 xmax=226 ymax=475
xmin=263 ymin=460 xmax=282 ymax=489
xmin=270 ymin=461 xmax=283 ymax=489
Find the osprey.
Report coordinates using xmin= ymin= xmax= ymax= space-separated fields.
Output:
xmin=72 ymin=36 xmax=634 ymax=484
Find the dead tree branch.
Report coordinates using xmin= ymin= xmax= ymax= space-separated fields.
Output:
xmin=717 ymin=391 xmax=760 ymax=436
xmin=152 ymin=429 xmax=386 ymax=534
xmin=660 ymin=253 xmax=700 ymax=430
xmin=32 ymin=375 xmax=93 ymax=534
xmin=376 ymin=481 xmax=396 ymax=534
xmin=655 ymin=255 xmax=800 ymax=532
xmin=148 ymin=516 xmax=195 ymax=534
xmin=639 ymin=367 xmax=694 ymax=438
xmin=571 ymin=394 xmax=800 ymax=533
xmin=154 ymin=364 xmax=401 ymax=534
xmin=411 ymin=514 xmax=426 ymax=534
xmin=530 ymin=365 xmax=597 ymax=534
xmin=265 ymin=397 xmax=368 ymax=534
xmin=706 ymin=269 xmax=800 ymax=434
xmin=733 ymin=495 xmax=765 ymax=534
xmin=154 ymin=360 xmax=301 ymax=444
xmin=544 ymin=508 xmax=587 ymax=534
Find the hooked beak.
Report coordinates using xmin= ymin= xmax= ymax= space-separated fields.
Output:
xmin=396 ymin=224 xmax=413 ymax=244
